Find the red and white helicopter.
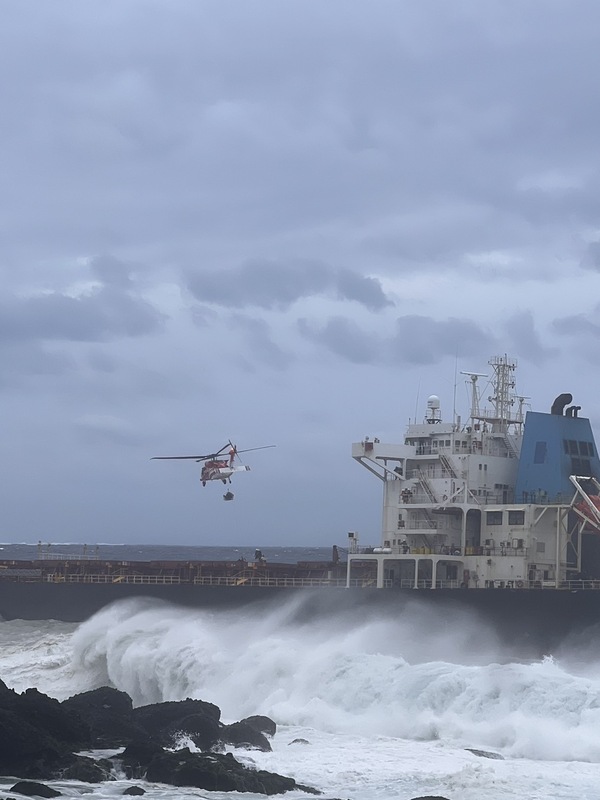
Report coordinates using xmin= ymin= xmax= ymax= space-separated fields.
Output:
xmin=151 ymin=441 xmax=275 ymax=500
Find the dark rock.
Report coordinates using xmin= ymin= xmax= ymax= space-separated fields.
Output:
xmin=145 ymin=748 xmax=313 ymax=795
xmin=220 ymin=721 xmax=272 ymax=751
xmin=0 ymin=678 xmax=20 ymax=709
xmin=10 ymin=782 xmax=61 ymax=798
xmin=61 ymin=688 xmax=144 ymax=747
xmin=117 ymin=739 xmax=165 ymax=778
xmin=240 ymin=714 xmax=277 ymax=737
xmin=133 ymin=698 xmax=220 ymax=730
xmin=0 ymin=684 xmax=312 ymax=797
xmin=410 ymin=796 xmax=451 ymax=799
xmin=163 ymin=712 xmax=221 ymax=751
xmin=132 ymin=699 xmax=221 ymax=750
xmin=19 ymin=689 xmax=91 ymax=750
xmin=57 ymin=755 xmax=113 ymax=782
xmin=288 ymin=738 xmax=311 ymax=745
xmin=0 ymin=709 xmax=69 ymax=779
xmin=465 ymin=748 xmax=504 ymax=760
xmin=122 ymin=788 xmax=145 ymax=796
xmin=0 ymin=684 xmax=91 ymax=777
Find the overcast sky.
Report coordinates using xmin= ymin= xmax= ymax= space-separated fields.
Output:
xmin=1 ymin=0 xmax=600 ymax=547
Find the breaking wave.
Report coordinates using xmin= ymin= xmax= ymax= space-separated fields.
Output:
xmin=45 ymin=594 xmax=600 ymax=762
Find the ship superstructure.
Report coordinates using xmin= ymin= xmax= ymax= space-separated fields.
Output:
xmin=349 ymin=356 xmax=600 ymax=590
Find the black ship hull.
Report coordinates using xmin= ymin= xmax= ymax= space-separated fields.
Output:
xmin=2 ymin=580 xmax=600 ymax=656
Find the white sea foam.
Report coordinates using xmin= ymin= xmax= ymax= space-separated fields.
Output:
xmin=4 ymin=596 xmax=600 ymax=799
xmin=59 ymin=595 xmax=600 ymax=762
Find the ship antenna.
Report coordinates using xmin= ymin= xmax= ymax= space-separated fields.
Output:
xmin=414 ymin=378 xmax=421 ymax=424
xmin=460 ymin=371 xmax=488 ymax=423
xmin=452 ymin=352 xmax=458 ymax=429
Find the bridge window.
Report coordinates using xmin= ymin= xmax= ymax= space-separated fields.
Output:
xmin=572 ymin=457 xmax=591 ymax=475
xmin=536 ymin=541 xmax=546 ymax=554
xmin=486 ymin=511 xmax=503 ymax=526
xmin=534 ymin=442 xmax=547 ymax=464
xmin=508 ymin=510 xmax=525 ymax=525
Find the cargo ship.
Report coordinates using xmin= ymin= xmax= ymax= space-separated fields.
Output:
xmin=2 ymin=355 xmax=600 ymax=652
xmin=348 ymin=354 xmax=600 ymax=593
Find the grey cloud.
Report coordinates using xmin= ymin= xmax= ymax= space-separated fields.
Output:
xmin=74 ymin=413 xmax=144 ymax=447
xmin=298 ymin=317 xmax=381 ymax=364
xmin=87 ymin=350 xmax=119 ymax=373
xmin=190 ymin=305 xmax=220 ymax=328
xmin=298 ymin=314 xmax=494 ymax=366
xmin=186 ymin=260 xmax=392 ymax=311
xmin=392 ymin=316 xmax=496 ymax=365
xmin=336 ymin=270 xmax=393 ymax=309
xmin=0 ymin=342 xmax=74 ymax=385
xmin=231 ymin=315 xmax=291 ymax=371
xmin=582 ymin=241 xmax=600 ymax=272
xmin=0 ymin=285 xmax=164 ymax=343
xmin=553 ymin=307 xmax=600 ymax=338
xmin=90 ymin=254 xmax=134 ymax=288
xmin=503 ymin=311 xmax=558 ymax=363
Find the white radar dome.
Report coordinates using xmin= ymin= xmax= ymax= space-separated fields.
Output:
xmin=427 ymin=395 xmax=440 ymax=409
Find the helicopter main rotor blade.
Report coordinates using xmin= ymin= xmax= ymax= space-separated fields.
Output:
xmin=233 ymin=445 xmax=276 ymax=455
xmin=151 ymin=454 xmax=219 ymax=461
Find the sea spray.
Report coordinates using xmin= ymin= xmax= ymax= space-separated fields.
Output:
xmin=63 ymin=595 xmax=600 ymax=761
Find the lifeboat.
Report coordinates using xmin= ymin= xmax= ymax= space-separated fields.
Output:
xmin=574 ymin=495 xmax=600 ymax=531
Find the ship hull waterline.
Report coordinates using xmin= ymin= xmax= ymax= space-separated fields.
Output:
xmin=2 ymin=582 xmax=600 ymax=656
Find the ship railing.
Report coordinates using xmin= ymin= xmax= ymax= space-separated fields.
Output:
xmin=43 ymin=574 xmax=185 ymax=585
xmin=408 ymin=468 xmax=450 ymax=480
xmin=397 ymin=579 xmax=462 ymax=589
xmin=36 ymin=548 xmax=100 ymax=561
xmin=192 ymin=576 xmax=348 ymax=588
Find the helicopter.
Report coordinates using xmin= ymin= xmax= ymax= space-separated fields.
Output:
xmin=151 ymin=441 xmax=275 ymax=500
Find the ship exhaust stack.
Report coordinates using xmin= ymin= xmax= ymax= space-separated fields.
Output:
xmin=551 ymin=393 xmax=573 ymax=415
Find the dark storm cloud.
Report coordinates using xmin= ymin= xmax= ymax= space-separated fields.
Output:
xmin=298 ymin=317 xmax=381 ymax=364
xmin=90 ymin=255 xmax=134 ymax=288
xmin=392 ymin=316 xmax=496 ymax=365
xmin=0 ymin=342 xmax=74 ymax=385
xmin=582 ymin=241 xmax=600 ymax=271
xmin=553 ymin=306 xmax=600 ymax=338
xmin=231 ymin=315 xmax=291 ymax=370
xmin=299 ymin=314 xmax=494 ymax=366
xmin=2 ymin=0 xmax=600 ymax=545
xmin=74 ymin=414 xmax=144 ymax=447
xmin=503 ymin=311 xmax=557 ymax=363
xmin=186 ymin=261 xmax=392 ymax=311
xmin=0 ymin=284 xmax=164 ymax=343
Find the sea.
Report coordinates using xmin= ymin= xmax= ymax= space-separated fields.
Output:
xmin=2 ymin=543 xmax=600 ymax=799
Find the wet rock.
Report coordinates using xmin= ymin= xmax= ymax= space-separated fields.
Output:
xmin=61 ymin=687 xmax=143 ymax=747
xmin=163 ymin=712 xmax=221 ymax=751
xmin=240 ymin=714 xmax=277 ymax=737
xmin=0 ymin=683 xmax=315 ymax=796
xmin=122 ymin=787 xmax=145 ymax=795
xmin=0 ymin=708 xmax=69 ymax=779
xmin=133 ymin=699 xmax=221 ymax=750
xmin=220 ymin=721 xmax=272 ymax=751
xmin=10 ymin=782 xmax=61 ymax=798
xmin=19 ymin=689 xmax=90 ymax=750
xmin=465 ymin=748 xmax=504 ymax=760
xmin=288 ymin=738 xmax=311 ymax=745
xmin=0 ymin=684 xmax=91 ymax=778
xmin=57 ymin=754 xmax=113 ymax=782
xmin=116 ymin=739 xmax=165 ymax=778
xmin=409 ymin=796 xmax=451 ymax=799
xmin=145 ymin=748 xmax=314 ymax=795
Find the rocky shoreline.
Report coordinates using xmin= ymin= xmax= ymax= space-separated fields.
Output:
xmin=0 ymin=679 xmax=456 ymax=800
xmin=0 ymin=678 xmax=319 ymax=795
